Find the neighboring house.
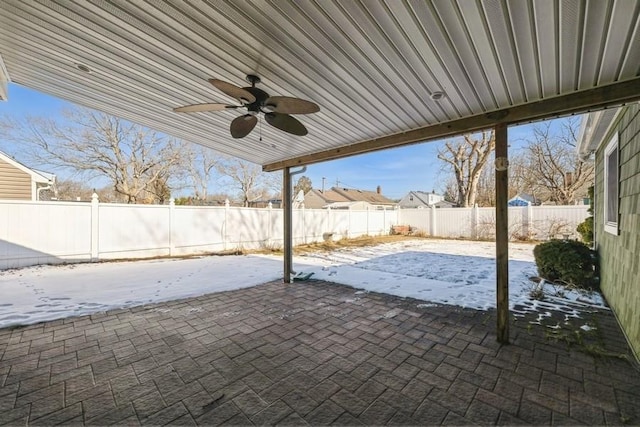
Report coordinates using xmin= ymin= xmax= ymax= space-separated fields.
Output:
xmin=508 ymin=194 xmax=540 ymax=207
xmin=304 ymin=186 xmax=396 ymax=209
xmin=0 ymin=151 xmax=55 ymax=201
xmin=323 ymin=201 xmax=372 ymax=210
xmin=398 ymin=190 xmax=454 ymax=208
xmin=577 ymin=104 xmax=640 ymax=361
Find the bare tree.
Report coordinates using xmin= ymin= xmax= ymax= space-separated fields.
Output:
xmin=522 ymin=118 xmax=593 ymax=204
xmin=2 ymin=108 xmax=187 ymax=204
xmin=185 ymin=146 xmax=221 ymax=200
xmin=294 ymin=176 xmax=313 ymax=196
xmin=473 ymin=152 xmax=530 ymax=207
xmin=437 ymin=130 xmax=495 ymax=207
xmin=54 ymin=179 xmax=116 ymax=202
xmin=216 ymin=157 xmax=280 ymax=207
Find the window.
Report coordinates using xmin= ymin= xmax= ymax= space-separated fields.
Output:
xmin=604 ymin=133 xmax=619 ymax=235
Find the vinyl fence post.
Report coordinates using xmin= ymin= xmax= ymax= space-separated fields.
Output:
xmin=224 ymin=199 xmax=229 ymax=251
xmin=90 ymin=192 xmax=99 ymax=261
xmin=267 ymin=202 xmax=273 ymax=247
xmin=473 ymin=203 xmax=480 ymax=240
xmin=430 ymin=204 xmax=437 ymax=237
xmin=169 ymin=198 xmax=175 ymax=256
xmin=383 ymin=207 xmax=387 ymax=236
xmin=526 ymin=203 xmax=534 ymax=239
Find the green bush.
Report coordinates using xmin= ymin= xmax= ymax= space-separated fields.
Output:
xmin=576 ymin=185 xmax=594 ymax=245
xmin=533 ymin=239 xmax=598 ymax=290
xmin=576 ymin=216 xmax=593 ymax=244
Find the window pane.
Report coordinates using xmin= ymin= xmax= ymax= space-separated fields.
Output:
xmin=606 ymin=145 xmax=618 ymax=224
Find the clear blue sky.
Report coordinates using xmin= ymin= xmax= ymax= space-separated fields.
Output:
xmin=1 ymin=83 xmax=538 ymax=200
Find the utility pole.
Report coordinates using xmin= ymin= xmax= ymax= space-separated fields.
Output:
xmin=322 ymin=177 xmax=326 ymax=193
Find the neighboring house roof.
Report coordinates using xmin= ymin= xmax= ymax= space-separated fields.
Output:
xmin=433 ymin=200 xmax=456 ymax=208
xmin=0 ymin=151 xmax=54 ymax=184
xmin=305 ymin=189 xmax=349 ymax=204
xmin=305 ymin=187 xmax=395 ymax=208
xmin=331 ymin=187 xmax=396 ymax=206
xmin=509 ymin=193 xmax=540 ymax=206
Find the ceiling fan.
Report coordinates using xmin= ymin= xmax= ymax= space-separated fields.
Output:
xmin=173 ymin=74 xmax=320 ymax=138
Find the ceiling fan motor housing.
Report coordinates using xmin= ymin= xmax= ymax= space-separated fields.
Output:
xmin=243 ymin=86 xmax=271 ymax=114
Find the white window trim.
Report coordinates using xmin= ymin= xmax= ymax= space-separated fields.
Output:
xmin=603 ymin=133 xmax=619 ymax=235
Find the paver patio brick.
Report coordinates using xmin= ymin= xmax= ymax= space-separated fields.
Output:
xmin=569 ymin=397 xmax=605 ymax=424
xmin=82 ymin=389 xmax=117 ymax=421
xmin=140 ymin=401 xmax=190 ymax=425
xmin=304 ymin=399 xmax=345 ymax=425
xmin=0 ymin=280 xmax=638 ymax=426
xmin=475 ymin=387 xmax=519 ymax=415
xmin=28 ymin=394 xmax=64 ymax=421
xmin=281 ymin=390 xmax=320 ymax=417
xmin=416 ymin=369 xmax=451 ymax=391
xmin=358 ymin=398 xmax=397 ymax=425
xmin=251 ymin=399 xmax=293 ymax=425
xmin=517 ymin=398 xmax=553 ymax=424
xmin=29 ymin=402 xmax=83 ymax=425
xmin=241 ymin=370 xmax=274 ymax=393
xmin=325 ymin=355 xmax=356 ymax=373
xmin=132 ymin=388 xmax=166 ymax=420
xmin=497 ymin=410 xmax=534 ymax=425
xmin=85 ymin=402 xmax=137 ymax=425
xmin=379 ymin=388 xmax=421 ymax=415
xmin=306 ymin=362 xmax=339 ymax=383
xmin=330 ymin=388 xmax=368 ymax=416
xmin=411 ymin=398 xmax=450 ymax=425
xmin=524 ymin=388 xmax=569 ymax=414
xmin=232 ymin=389 xmax=269 ymax=416
xmin=195 ymin=400 xmax=240 ymax=425
xmin=428 ymin=388 xmax=471 ymax=413
xmin=307 ymin=379 xmax=340 ymax=403
xmin=465 ymin=399 xmax=501 ymax=424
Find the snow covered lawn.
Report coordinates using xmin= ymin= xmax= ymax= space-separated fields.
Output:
xmin=0 ymin=238 xmax=606 ymax=329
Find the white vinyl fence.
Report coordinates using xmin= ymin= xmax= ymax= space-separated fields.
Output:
xmin=0 ymin=197 xmax=588 ymax=269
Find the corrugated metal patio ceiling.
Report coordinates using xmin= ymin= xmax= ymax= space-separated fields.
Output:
xmin=1 ymin=0 xmax=639 ymax=171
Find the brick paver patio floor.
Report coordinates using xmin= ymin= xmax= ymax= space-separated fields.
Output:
xmin=1 ymin=280 xmax=638 ymax=425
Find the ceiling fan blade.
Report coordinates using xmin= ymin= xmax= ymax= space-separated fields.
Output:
xmin=230 ymin=114 xmax=258 ymax=138
xmin=264 ymin=96 xmax=320 ymax=114
xmin=173 ymin=103 xmax=238 ymax=113
xmin=209 ymin=79 xmax=256 ymax=104
xmin=265 ymin=112 xmax=308 ymax=136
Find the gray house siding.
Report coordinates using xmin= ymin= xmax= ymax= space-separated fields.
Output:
xmin=0 ymin=158 xmax=32 ymax=200
xmin=594 ymin=103 xmax=640 ymax=361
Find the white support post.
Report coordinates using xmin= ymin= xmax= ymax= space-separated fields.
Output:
xmin=90 ymin=192 xmax=99 ymax=261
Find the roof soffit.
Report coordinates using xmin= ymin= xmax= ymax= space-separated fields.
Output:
xmin=0 ymin=1 xmax=639 ymax=169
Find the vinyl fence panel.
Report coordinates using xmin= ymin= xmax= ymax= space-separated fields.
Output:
xmin=0 ymin=199 xmax=587 ymax=269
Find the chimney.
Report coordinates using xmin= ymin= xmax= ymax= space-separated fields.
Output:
xmin=376 ymin=185 xmax=381 ymax=194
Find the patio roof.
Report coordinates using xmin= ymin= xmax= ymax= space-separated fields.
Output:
xmin=1 ymin=1 xmax=639 ymax=171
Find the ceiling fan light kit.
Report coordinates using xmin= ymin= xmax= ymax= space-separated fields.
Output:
xmin=174 ymin=74 xmax=319 ymax=139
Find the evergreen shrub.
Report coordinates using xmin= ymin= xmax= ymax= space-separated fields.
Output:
xmin=576 ymin=186 xmax=594 ymax=245
xmin=533 ymin=239 xmax=599 ymax=290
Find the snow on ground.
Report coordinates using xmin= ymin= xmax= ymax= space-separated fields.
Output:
xmin=0 ymin=256 xmax=282 ymax=329
xmin=0 ymin=239 xmax=606 ymax=329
